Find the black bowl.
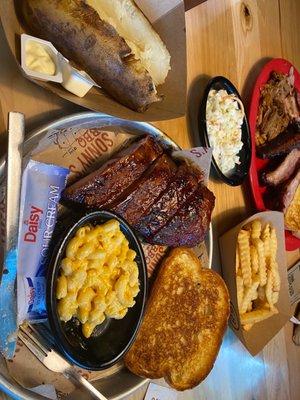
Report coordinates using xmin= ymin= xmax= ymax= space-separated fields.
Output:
xmin=199 ymin=76 xmax=251 ymax=186
xmin=46 ymin=210 xmax=147 ymax=370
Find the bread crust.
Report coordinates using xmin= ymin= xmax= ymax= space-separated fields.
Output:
xmin=124 ymin=247 xmax=230 ymax=390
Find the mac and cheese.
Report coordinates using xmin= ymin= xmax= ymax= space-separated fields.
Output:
xmin=56 ymin=219 xmax=140 ymax=338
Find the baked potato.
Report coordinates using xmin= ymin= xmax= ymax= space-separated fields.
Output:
xmin=21 ymin=0 xmax=170 ymax=112
xmin=86 ymin=0 xmax=171 ymax=86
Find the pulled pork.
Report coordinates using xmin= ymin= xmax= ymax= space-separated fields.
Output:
xmin=256 ymin=69 xmax=300 ymax=146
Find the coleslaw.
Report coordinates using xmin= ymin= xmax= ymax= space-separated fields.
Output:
xmin=206 ymin=89 xmax=244 ymax=174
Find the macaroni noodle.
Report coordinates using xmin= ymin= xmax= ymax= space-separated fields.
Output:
xmin=56 ymin=220 xmax=140 ymax=338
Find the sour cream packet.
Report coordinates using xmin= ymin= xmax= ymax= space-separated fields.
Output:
xmin=17 ymin=160 xmax=69 ymax=324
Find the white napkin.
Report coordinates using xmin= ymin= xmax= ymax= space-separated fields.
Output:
xmin=29 ymin=384 xmax=58 ymax=400
xmin=144 ymin=382 xmax=177 ymax=400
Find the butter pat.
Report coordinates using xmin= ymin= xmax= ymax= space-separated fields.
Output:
xmin=60 ymin=60 xmax=95 ymax=97
xmin=25 ymin=40 xmax=56 ymax=76
xmin=21 ymin=34 xmax=96 ymax=97
xmin=21 ymin=34 xmax=62 ymax=83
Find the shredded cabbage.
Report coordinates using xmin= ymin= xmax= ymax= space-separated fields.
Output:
xmin=206 ymin=89 xmax=244 ymax=175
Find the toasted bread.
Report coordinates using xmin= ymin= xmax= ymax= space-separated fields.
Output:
xmin=124 ymin=247 xmax=230 ymax=391
xmin=285 ymin=184 xmax=300 ymax=233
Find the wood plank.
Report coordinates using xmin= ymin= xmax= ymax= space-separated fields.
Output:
xmin=280 ymin=0 xmax=300 ymax=69
xmin=154 ymin=1 xmax=299 ymax=400
xmin=263 ymin=329 xmax=291 ymax=400
xmin=284 ymin=318 xmax=300 ymax=400
xmin=277 ymin=6 xmax=300 ymax=399
xmin=184 ymin=0 xmax=208 ymax=11
xmin=0 ymin=98 xmax=6 ymax=153
xmin=0 ymin=0 xmax=300 ymax=399
xmin=231 ymin=0 xmax=282 ymax=105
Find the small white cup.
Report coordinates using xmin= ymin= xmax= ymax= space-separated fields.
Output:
xmin=21 ymin=33 xmax=62 ymax=83
xmin=59 ymin=55 xmax=96 ymax=98
xmin=21 ymin=33 xmax=97 ymax=97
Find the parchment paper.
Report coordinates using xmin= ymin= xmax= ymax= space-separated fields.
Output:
xmin=219 ymin=211 xmax=292 ymax=355
xmin=0 ymin=0 xmax=186 ymax=121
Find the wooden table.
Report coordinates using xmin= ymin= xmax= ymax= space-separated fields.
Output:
xmin=0 ymin=0 xmax=300 ymax=399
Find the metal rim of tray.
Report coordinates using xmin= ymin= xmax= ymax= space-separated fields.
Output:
xmin=0 ymin=111 xmax=213 ymax=400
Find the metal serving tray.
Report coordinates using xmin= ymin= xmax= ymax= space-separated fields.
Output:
xmin=0 ymin=112 xmax=213 ymax=400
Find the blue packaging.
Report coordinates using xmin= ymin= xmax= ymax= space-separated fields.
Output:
xmin=17 ymin=160 xmax=69 ymax=323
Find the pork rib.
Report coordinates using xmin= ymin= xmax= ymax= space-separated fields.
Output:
xmin=262 ymin=149 xmax=300 ymax=186
xmin=112 ymin=154 xmax=177 ymax=225
xmin=267 ymin=169 xmax=300 ymax=212
xmin=258 ymin=122 xmax=300 ymax=159
xmin=134 ymin=165 xmax=200 ymax=238
xmin=149 ymin=184 xmax=215 ymax=247
xmin=62 ymin=135 xmax=163 ymax=208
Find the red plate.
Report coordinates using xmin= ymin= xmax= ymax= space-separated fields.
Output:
xmin=248 ymin=58 xmax=300 ymax=251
